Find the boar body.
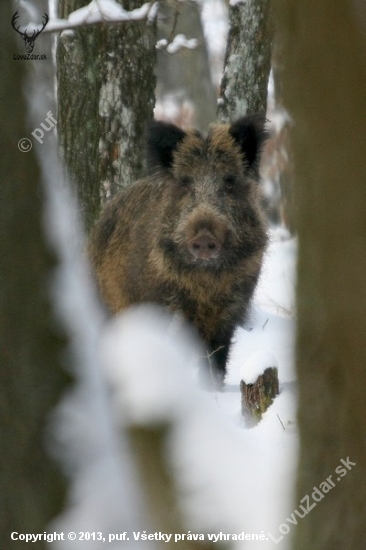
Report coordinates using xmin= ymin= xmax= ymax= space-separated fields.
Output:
xmin=88 ymin=115 xmax=268 ymax=384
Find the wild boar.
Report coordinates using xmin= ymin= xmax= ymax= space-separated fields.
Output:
xmin=88 ymin=115 xmax=268 ymax=385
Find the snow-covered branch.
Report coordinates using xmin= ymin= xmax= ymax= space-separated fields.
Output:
xmin=22 ymin=0 xmax=198 ymax=54
xmin=156 ymin=34 xmax=199 ymax=54
xmin=42 ymin=0 xmax=158 ymax=33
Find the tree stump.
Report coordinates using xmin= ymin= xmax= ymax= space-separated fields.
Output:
xmin=240 ymin=367 xmax=279 ymax=427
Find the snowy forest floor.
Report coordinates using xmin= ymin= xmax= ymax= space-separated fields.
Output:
xmin=213 ymin=226 xmax=298 ymax=548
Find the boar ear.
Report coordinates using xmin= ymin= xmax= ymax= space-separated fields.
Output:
xmin=146 ymin=120 xmax=187 ymax=173
xmin=229 ymin=114 xmax=269 ymax=178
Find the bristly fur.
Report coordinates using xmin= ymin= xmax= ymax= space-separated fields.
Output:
xmin=88 ymin=115 xmax=269 ymax=387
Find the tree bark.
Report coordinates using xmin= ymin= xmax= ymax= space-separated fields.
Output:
xmin=0 ymin=3 xmax=70 ymax=546
xmin=57 ymin=0 xmax=156 ymax=232
xmin=274 ymin=2 xmax=366 ymax=548
xmin=218 ymin=0 xmax=273 ymax=122
xmin=240 ymin=367 xmax=279 ymax=427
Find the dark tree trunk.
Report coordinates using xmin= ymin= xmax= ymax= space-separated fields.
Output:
xmin=0 ymin=3 xmax=70 ymax=547
xmin=57 ymin=0 xmax=156 ymax=232
xmin=274 ymin=2 xmax=366 ymax=548
xmin=218 ymin=0 xmax=273 ymax=122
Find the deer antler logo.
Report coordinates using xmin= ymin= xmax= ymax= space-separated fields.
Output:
xmin=11 ymin=11 xmax=49 ymax=54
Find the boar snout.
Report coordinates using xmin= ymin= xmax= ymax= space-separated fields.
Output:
xmin=188 ymin=231 xmax=221 ymax=260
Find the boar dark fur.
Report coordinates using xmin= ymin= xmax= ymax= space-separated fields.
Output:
xmin=88 ymin=115 xmax=269 ymax=384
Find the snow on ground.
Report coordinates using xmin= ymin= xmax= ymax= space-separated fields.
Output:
xmin=227 ymin=226 xmax=296 ymax=387
xmin=211 ymin=226 xmax=298 ymax=549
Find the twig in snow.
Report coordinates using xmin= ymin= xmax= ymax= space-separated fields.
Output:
xmin=277 ymin=413 xmax=286 ymax=431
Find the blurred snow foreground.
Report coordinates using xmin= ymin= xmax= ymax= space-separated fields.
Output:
xmin=53 ymin=308 xmax=298 ymax=548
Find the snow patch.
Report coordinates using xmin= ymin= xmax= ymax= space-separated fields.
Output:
xmin=102 ymin=306 xmax=204 ymax=426
xmin=240 ymin=350 xmax=278 ymax=384
xmin=158 ymin=34 xmax=199 ymax=54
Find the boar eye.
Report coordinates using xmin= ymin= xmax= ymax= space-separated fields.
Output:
xmin=224 ymin=175 xmax=236 ymax=192
xmin=179 ymin=176 xmax=192 ymax=190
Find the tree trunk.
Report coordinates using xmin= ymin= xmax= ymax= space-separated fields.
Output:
xmin=129 ymin=426 xmax=217 ymax=550
xmin=240 ymin=367 xmax=279 ymax=427
xmin=274 ymin=2 xmax=366 ymax=548
xmin=156 ymin=0 xmax=217 ymax=131
xmin=271 ymin=36 xmax=295 ymax=233
xmin=57 ymin=0 xmax=156 ymax=232
xmin=218 ymin=0 xmax=273 ymax=122
xmin=0 ymin=3 xmax=70 ymax=546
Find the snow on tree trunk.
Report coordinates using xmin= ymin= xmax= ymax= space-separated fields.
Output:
xmin=57 ymin=0 xmax=156 ymax=232
xmin=217 ymin=0 xmax=273 ymax=122
xmin=0 ymin=4 xmax=70 ymax=546
xmin=275 ymin=2 xmax=366 ymax=548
